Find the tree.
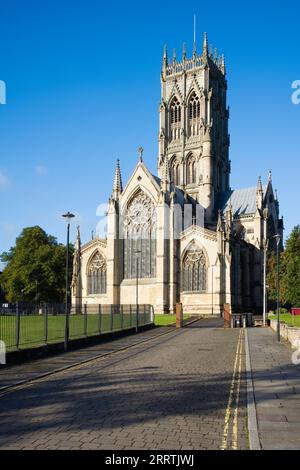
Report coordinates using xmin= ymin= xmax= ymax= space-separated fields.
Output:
xmin=0 ymin=226 xmax=73 ymax=303
xmin=281 ymin=225 xmax=300 ymax=307
xmin=266 ymin=250 xmax=278 ymax=304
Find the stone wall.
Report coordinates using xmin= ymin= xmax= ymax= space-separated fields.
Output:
xmin=270 ymin=319 xmax=300 ymax=349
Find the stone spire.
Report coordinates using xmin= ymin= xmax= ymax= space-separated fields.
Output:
xmin=257 ymin=175 xmax=263 ymax=193
xmin=163 ymin=44 xmax=168 ymax=63
xmin=220 ymin=54 xmax=226 ymax=75
xmin=112 ymin=159 xmax=123 ymax=199
xmin=268 ymin=169 xmax=272 ymax=183
xmin=182 ymin=42 xmax=186 ymax=61
xmin=256 ymin=176 xmax=263 ymax=209
xmin=217 ymin=210 xmax=223 ymax=232
xmin=214 ymin=48 xmax=218 ymax=64
xmin=202 ymin=32 xmax=208 ymax=59
xmin=75 ymin=225 xmax=81 ymax=250
xmin=173 ymin=48 xmax=177 ymax=63
xmin=162 ymin=45 xmax=168 ymax=78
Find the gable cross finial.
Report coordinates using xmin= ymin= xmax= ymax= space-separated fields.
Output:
xmin=138 ymin=146 xmax=144 ymax=162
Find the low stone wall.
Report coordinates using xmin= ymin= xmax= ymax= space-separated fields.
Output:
xmin=270 ymin=319 xmax=300 ymax=349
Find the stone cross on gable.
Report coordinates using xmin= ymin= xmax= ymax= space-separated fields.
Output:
xmin=138 ymin=146 xmax=143 ymax=162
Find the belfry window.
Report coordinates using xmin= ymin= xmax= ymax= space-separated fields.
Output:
xmin=170 ymin=97 xmax=181 ymax=140
xmin=182 ymin=246 xmax=207 ymax=292
xmin=171 ymin=97 xmax=181 ymax=123
xmin=188 ymin=92 xmax=201 ymax=136
xmin=87 ymin=252 xmax=107 ymax=294
xmin=123 ymin=191 xmax=157 ymax=279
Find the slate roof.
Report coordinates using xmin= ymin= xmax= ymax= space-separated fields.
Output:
xmin=218 ymin=186 xmax=267 ymax=217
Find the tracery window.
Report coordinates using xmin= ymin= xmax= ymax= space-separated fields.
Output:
xmin=170 ymin=97 xmax=181 ymax=140
xmin=188 ymin=92 xmax=201 ymax=136
xmin=182 ymin=245 xmax=207 ymax=292
xmin=186 ymin=154 xmax=196 ymax=185
xmin=87 ymin=252 xmax=107 ymax=294
xmin=171 ymin=158 xmax=180 ymax=186
xmin=123 ymin=191 xmax=157 ymax=279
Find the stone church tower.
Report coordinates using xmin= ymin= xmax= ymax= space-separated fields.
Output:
xmin=71 ymin=31 xmax=284 ymax=316
xmin=157 ymin=35 xmax=230 ymax=222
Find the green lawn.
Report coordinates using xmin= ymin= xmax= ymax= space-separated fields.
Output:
xmin=0 ymin=312 xmax=151 ymax=351
xmin=154 ymin=314 xmax=189 ymax=326
xmin=268 ymin=313 xmax=300 ymax=327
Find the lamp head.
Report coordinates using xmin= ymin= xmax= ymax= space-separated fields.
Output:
xmin=62 ymin=212 xmax=75 ymax=223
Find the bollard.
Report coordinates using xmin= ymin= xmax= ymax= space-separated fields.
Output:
xmin=224 ymin=303 xmax=231 ymax=328
xmin=176 ymin=303 xmax=183 ymax=328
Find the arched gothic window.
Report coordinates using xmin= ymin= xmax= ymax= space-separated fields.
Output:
xmin=186 ymin=154 xmax=196 ymax=185
xmin=188 ymin=92 xmax=201 ymax=136
xmin=170 ymin=97 xmax=181 ymax=141
xmin=123 ymin=191 xmax=157 ymax=279
xmin=87 ymin=252 xmax=107 ymax=294
xmin=182 ymin=245 xmax=207 ymax=292
xmin=171 ymin=158 xmax=180 ymax=186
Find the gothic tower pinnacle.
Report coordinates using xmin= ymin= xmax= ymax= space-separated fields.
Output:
xmin=158 ymin=29 xmax=230 ymax=223
xmin=112 ymin=159 xmax=123 ymax=200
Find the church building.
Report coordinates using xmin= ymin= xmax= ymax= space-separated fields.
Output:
xmin=71 ymin=32 xmax=283 ymax=315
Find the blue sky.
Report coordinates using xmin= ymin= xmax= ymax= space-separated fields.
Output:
xmin=0 ymin=0 xmax=299 ymax=260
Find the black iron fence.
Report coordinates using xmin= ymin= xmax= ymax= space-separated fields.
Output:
xmin=0 ymin=302 xmax=154 ymax=352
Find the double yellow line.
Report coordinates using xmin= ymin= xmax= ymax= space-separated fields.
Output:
xmin=221 ymin=328 xmax=244 ymax=450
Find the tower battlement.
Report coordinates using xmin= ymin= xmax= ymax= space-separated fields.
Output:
xmin=162 ymin=34 xmax=226 ymax=79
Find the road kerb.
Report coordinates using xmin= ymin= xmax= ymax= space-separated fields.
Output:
xmin=245 ymin=329 xmax=261 ymax=450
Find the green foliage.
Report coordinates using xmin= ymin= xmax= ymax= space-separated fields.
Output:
xmin=0 ymin=226 xmax=73 ymax=303
xmin=266 ymin=250 xmax=278 ymax=302
xmin=281 ymin=225 xmax=300 ymax=307
xmin=267 ymin=225 xmax=300 ymax=308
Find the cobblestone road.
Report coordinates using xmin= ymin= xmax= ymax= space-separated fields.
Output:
xmin=0 ymin=319 xmax=248 ymax=450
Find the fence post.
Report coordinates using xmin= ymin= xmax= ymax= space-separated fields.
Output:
xmin=98 ymin=304 xmax=101 ymax=335
xmin=121 ymin=304 xmax=124 ymax=330
xmin=130 ymin=304 xmax=132 ymax=328
xmin=16 ymin=301 xmax=20 ymax=350
xmin=44 ymin=304 xmax=48 ymax=344
xmin=144 ymin=304 xmax=146 ymax=325
xmin=84 ymin=304 xmax=87 ymax=337
xmin=110 ymin=305 xmax=113 ymax=332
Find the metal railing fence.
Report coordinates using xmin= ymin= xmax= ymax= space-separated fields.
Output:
xmin=0 ymin=302 xmax=154 ymax=352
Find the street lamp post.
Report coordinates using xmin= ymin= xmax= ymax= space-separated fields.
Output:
xmin=62 ymin=212 xmax=75 ymax=351
xmin=263 ymin=208 xmax=268 ymax=327
xmin=135 ymin=249 xmax=141 ymax=333
xmin=273 ymin=234 xmax=281 ymax=342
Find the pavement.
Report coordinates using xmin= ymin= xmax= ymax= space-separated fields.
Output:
xmin=247 ymin=327 xmax=300 ymax=450
xmin=0 ymin=318 xmax=248 ymax=450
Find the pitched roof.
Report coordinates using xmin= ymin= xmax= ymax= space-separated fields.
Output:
xmin=218 ymin=186 xmax=267 ymax=217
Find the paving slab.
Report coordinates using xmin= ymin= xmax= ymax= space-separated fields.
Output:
xmin=248 ymin=327 xmax=300 ymax=450
xmin=0 ymin=319 xmax=248 ymax=450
